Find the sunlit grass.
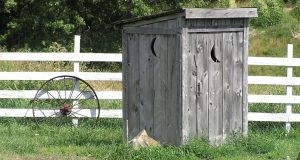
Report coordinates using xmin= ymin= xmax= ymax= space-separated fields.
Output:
xmin=0 ymin=119 xmax=299 ymax=159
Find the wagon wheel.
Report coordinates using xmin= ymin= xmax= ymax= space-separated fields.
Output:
xmin=31 ymin=75 xmax=100 ymax=126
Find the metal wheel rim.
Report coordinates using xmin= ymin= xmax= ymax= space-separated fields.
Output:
xmin=31 ymin=75 xmax=100 ymax=125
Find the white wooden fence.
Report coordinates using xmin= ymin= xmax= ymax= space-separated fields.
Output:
xmin=248 ymin=44 xmax=299 ymax=132
xmin=0 ymin=37 xmax=298 ymax=131
xmin=0 ymin=35 xmax=123 ymax=118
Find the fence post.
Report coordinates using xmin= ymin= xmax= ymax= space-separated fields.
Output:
xmin=286 ymin=44 xmax=293 ymax=133
xmin=72 ymin=35 xmax=80 ymax=126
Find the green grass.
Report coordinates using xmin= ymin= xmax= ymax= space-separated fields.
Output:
xmin=0 ymin=99 xmax=121 ymax=109
xmin=0 ymin=119 xmax=300 ymax=159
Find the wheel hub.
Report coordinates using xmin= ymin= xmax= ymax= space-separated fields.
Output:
xmin=59 ymin=103 xmax=72 ymax=116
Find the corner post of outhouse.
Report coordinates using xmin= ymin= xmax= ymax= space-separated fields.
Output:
xmin=180 ymin=26 xmax=189 ymax=145
xmin=122 ymin=29 xmax=129 ymax=142
xmin=242 ymin=18 xmax=249 ymax=136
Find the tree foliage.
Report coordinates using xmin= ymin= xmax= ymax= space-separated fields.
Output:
xmin=0 ymin=0 xmax=219 ymax=52
xmin=0 ymin=0 xmax=288 ymax=52
xmin=250 ymin=0 xmax=283 ymax=27
xmin=291 ymin=1 xmax=300 ymax=21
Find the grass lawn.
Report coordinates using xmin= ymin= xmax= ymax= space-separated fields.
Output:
xmin=0 ymin=118 xmax=299 ymax=160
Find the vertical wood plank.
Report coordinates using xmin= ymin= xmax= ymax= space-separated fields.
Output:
xmin=177 ymin=30 xmax=183 ymax=145
xmin=127 ymin=33 xmax=140 ymax=140
xmin=139 ymin=34 xmax=154 ymax=136
xmin=223 ymin=32 xmax=243 ymax=137
xmin=223 ymin=32 xmax=233 ymax=137
xmin=166 ymin=20 xmax=181 ymax=145
xmin=167 ymin=19 xmax=178 ymax=28
xmin=165 ymin=34 xmax=180 ymax=145
xmin=186 ymin=19 xmax=244 ymax=29
xmin=153 ymin=35 xmax=167 ymax=143
xmin=177 ymin=17 xmax=184 ymax=28
xmin=204 ymin=19 xmax=213 ymax=28
xmin=122 ymin=31 xmax=129 ymax=142
xmin=186 ymin=19 xmax=213 ymax=28
xmin=242 ymin=19 xmax=249 ymax=136
xmin=187 ymin=20 xmax=198 ymax=28
xmin=181 ymin=28 xmax=190 ymax=144
xmin=234 ymin=32 xmax=244 ymax=132
xmin=185 ymin=33 xmax=197 ymax=139
xmin=177 ymin=16 xmax=184 ymax=145
xmin=208 ymin=33 xmax=223 ymax=143
xmin=196 ymin=33 xmax=209 ymax=137
xmin=233 ymin=18 xmax=244 ymax=27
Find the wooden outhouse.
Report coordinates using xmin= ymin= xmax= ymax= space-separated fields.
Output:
xmin=120 ymin=8 xmax=257 ymax=146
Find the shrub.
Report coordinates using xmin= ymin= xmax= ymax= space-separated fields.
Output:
xmin=0 ymin=45 xmax=7 ymax=52
xmin=282 ymin=0 xmax=297 ymax=5
xmin=178 ymin=0 xmax=209 ymax=8
xmin=291 ymin=1 xmax=300 ymax=21
xmin=251 ymin=0 xmax=283 ymax=27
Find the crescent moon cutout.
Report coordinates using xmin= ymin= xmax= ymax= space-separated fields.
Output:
xmin=151 ymin=37 xmax=157 ymax=57
xmin=211 ymin=45 xmax=220 ymax=63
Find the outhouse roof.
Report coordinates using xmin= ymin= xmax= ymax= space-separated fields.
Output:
xmin=116 ymin=8 xmax=257 ymax=25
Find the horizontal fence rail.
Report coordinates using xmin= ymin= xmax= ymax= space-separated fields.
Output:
xmin=248 ymin=44 xmax=295 ymax=132
xmin=0 ymin=109 xmax=122 ymax=118
xmin=0 ymin=53 xmax=122 ymax=62
xmin=0 ymin=38 xmax=298 ymax=132
xmin=248 ymin=113 xmax=300 ymax=122
xmin=248 ymin=76 xmax=300 ymax=85
xmin=0 ymin=35 xmax=122 ymax=123
xmin=0 ymin=72 xmax=122 ymax=81
xmin=0 ymin=90 xmax=122 ymax=99
xmin=249 ymin=95 xmax=300 ymax=104
xmin=248 ymin=57 xmax=300 ymax=66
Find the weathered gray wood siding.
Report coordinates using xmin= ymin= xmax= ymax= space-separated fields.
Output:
xmin=195 ymin=33 xmax=209 ymax=138
xmin=124 ymin=26 xmax=181 ymax=145
xmin=186 ymin=19 xmax=244 ymax=29
xmin=122 ymin=9 xmax=254 ymax=145
xmin=139 ymin=34 xmax=155 ymax=136
xmin=184 ymin=29 xmax=244 ymax=142
xmin=242 ymin=19 xmax=249 ymax=136
xmin=166 ymin=34 xmax=181 ymax=145
xmin=222 ymin=32 xmax=244 ymax=138
xmin=208 ymin=33 xmax=223 ymax=142
xmin=122 ymin=30 xmax=128 ymax=142
xmin=125 ymin=33 xmax=140 ymax=140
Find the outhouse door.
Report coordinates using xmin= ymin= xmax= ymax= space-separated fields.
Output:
xmin=125 ymin=32 xmax=181 ymax=145
xmin=188 ymin=32 xmax=244 ymax=141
